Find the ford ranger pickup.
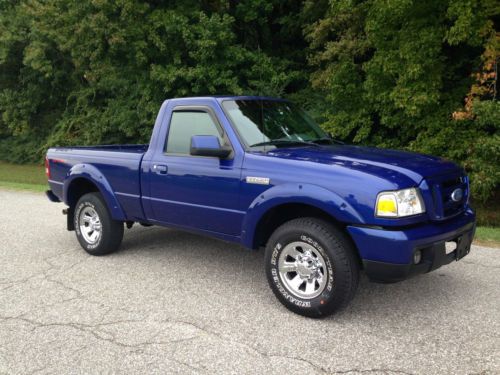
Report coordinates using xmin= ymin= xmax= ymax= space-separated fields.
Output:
xmin=45 ymin=96 xmax=476 ymax=317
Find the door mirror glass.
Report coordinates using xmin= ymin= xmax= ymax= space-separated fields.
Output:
xmin=190 ymin=135 xmax=231 ymax=158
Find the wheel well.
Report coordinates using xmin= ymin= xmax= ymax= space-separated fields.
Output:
xmin=67 ymin=178 xmax=100 ymax=208
xmin=252 ymin=203 xmax=362 ymax=266
xmin=253 ymin=203 xmax=339 ymax=249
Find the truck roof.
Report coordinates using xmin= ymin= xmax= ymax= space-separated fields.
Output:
xmin=167 ymin=95 xmax=289 ymax=104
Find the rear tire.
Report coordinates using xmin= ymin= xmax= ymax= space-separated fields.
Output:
xmin=265 ymin=217 xmax=359 ymax=318
xmin=74 ymin=193 xmax=124 ymax=256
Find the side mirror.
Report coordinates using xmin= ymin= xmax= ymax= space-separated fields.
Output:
xmin=190 ymin=135 xmax=231 ymax=158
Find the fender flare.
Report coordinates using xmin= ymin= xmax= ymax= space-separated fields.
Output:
xmin=63 ymin=163 xmax=126 ymax=221
xmin=241 ymin=183 xmax=365 ymax=248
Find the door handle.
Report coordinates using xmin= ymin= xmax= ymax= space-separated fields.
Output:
xmin=153 ymin=164 xmax=168 ymax=175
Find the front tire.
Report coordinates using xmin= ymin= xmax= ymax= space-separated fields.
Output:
xmin=265 ymin=217 xmax=359 ymax=318
xmin=74 ymin=193 xmax=124 ymax=256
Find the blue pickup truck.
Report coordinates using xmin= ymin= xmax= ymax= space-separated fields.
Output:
xmin=46 ymin=96 xmax=476 ymax=317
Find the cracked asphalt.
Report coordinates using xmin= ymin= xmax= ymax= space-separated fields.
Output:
xmin=0 ymin=189 xmax=499 ymax=374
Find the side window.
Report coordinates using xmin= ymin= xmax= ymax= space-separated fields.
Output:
xmin=165 ymin=111 xmax=222 ymax=154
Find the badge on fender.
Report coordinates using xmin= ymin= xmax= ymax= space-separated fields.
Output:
xmin=246 ymin=176 xmax=270 ymax=185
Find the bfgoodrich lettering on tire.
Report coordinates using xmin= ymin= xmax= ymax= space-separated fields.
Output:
xmin=265 ymin=217 xmax=359 ymax=318
xmin=74 ymin=193 xmax=124 ymax=256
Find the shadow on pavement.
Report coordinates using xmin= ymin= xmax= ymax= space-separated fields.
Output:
xmin=115 ymin=225 xmax=465 ymax=322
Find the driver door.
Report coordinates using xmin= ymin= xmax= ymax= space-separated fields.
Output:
xmin=147 ymin=106 xmax=244 ymax=236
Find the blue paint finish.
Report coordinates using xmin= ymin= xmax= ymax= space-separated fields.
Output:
xmin=141 ymin=97 xmax=246 ymax=236
xmin=348 ymin=208 xmax=476 ymax=264
xmin=64 ymin=164 xmax=127 ymax=221
xmin=241 ymin=183 xmax=364 ymax=248
xmin=48 ymin=179 xmax=63 ymax=198
xmin=45 ymin=96 xmax=476 ymax=275
xmin=47 ymin=148 xmax=146 ymax=221
xmin=145 ymin=150 xmax=243 ymax=234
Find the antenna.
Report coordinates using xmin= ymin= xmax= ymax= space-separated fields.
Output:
xmin=257 ymin=42 xmax=263 ymax=97
xmin=257 ymin=42 xmax=266 ymax=148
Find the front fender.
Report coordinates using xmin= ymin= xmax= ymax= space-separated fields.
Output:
xmin=241 ymin=183 xmax=365 ymax=248
xmin=63 ymin=164 xmax=126 ymax=221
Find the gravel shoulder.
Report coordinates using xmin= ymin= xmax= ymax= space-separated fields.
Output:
xmin=0 ymin=189 xmax=499 ymax=374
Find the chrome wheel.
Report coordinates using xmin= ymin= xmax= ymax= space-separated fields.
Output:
xmin=79 ymin=206 xmax=102 ymax=245
xmin=278 ymin=241 xmax=328 ymax=299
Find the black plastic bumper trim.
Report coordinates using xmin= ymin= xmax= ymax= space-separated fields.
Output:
xmin=363 ymin=224 xmax=475 ymax=283
xmin=45 ymin=190 xmax=61 ymax=203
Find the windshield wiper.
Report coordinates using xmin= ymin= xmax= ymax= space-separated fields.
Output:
xmin=249 ymin=139 xmax=320 ymax=148
xmin=310 ymin=137 xmax=345 ymax=145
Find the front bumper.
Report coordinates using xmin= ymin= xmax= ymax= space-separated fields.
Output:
xmin=347 ymin=208 xmax=476 ymax=283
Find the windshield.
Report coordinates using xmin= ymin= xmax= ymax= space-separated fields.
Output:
xmin=221 ymin=100 xmax=329 ymax=148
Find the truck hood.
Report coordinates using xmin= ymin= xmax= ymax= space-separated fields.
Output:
xmin=259 ymin=145 xmax=462 ymax=185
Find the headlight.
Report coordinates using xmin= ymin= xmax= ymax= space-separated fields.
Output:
xmin=376 ymin=188 xmax=425 ymax=218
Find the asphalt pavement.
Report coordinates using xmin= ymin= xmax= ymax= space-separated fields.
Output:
xmin=0 ymin=189 xmax=498 ymax=374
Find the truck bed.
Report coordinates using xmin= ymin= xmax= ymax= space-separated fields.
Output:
xmin=47 ymin=144 xmax=148 ymax=222
xmin=50 ymin=144 xmax=148 ymax=153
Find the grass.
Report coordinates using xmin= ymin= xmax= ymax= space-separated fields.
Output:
xmin=473 ymin=198 xmax=500 ymax=228
xmin=0 ymin=161 xmax=498 ymax=247
xmin=474 ymin=227 xmax=500 ymax=248
xmin=0 ymin=161 xmax=47 ymax=192
xmin=0 ymin=161 xmax=47 ymax=186
xmin=0 ymin=180 xmax=47 ymax=192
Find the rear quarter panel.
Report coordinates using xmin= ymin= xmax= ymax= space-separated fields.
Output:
xmin=47 ymin=148 xmax=145 ymax=221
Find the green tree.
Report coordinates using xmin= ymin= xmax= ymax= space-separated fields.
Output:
xmin=0 ymin=0 xmax=497 ymax=202
xmin=305 ymin=0 xmax=499 ymax=201
xmin=0 ymin=0 xmax=309 ymax=159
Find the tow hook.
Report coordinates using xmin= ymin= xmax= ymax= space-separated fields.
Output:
xmin=62 ymin=208 xmax=69 ymax=215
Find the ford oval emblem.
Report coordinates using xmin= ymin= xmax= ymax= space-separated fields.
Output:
xmin=451 ymin=188 xmax=463 ymax=202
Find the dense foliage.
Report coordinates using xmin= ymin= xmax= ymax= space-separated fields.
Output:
xmin=0 ymin=0 xmax=498 ymax=201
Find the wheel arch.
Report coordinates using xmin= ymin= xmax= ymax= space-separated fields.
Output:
xmin=241 ymin=183 xmax=364 ymax=251
xmin=63 ymin=164 xmax=126 ymax=222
